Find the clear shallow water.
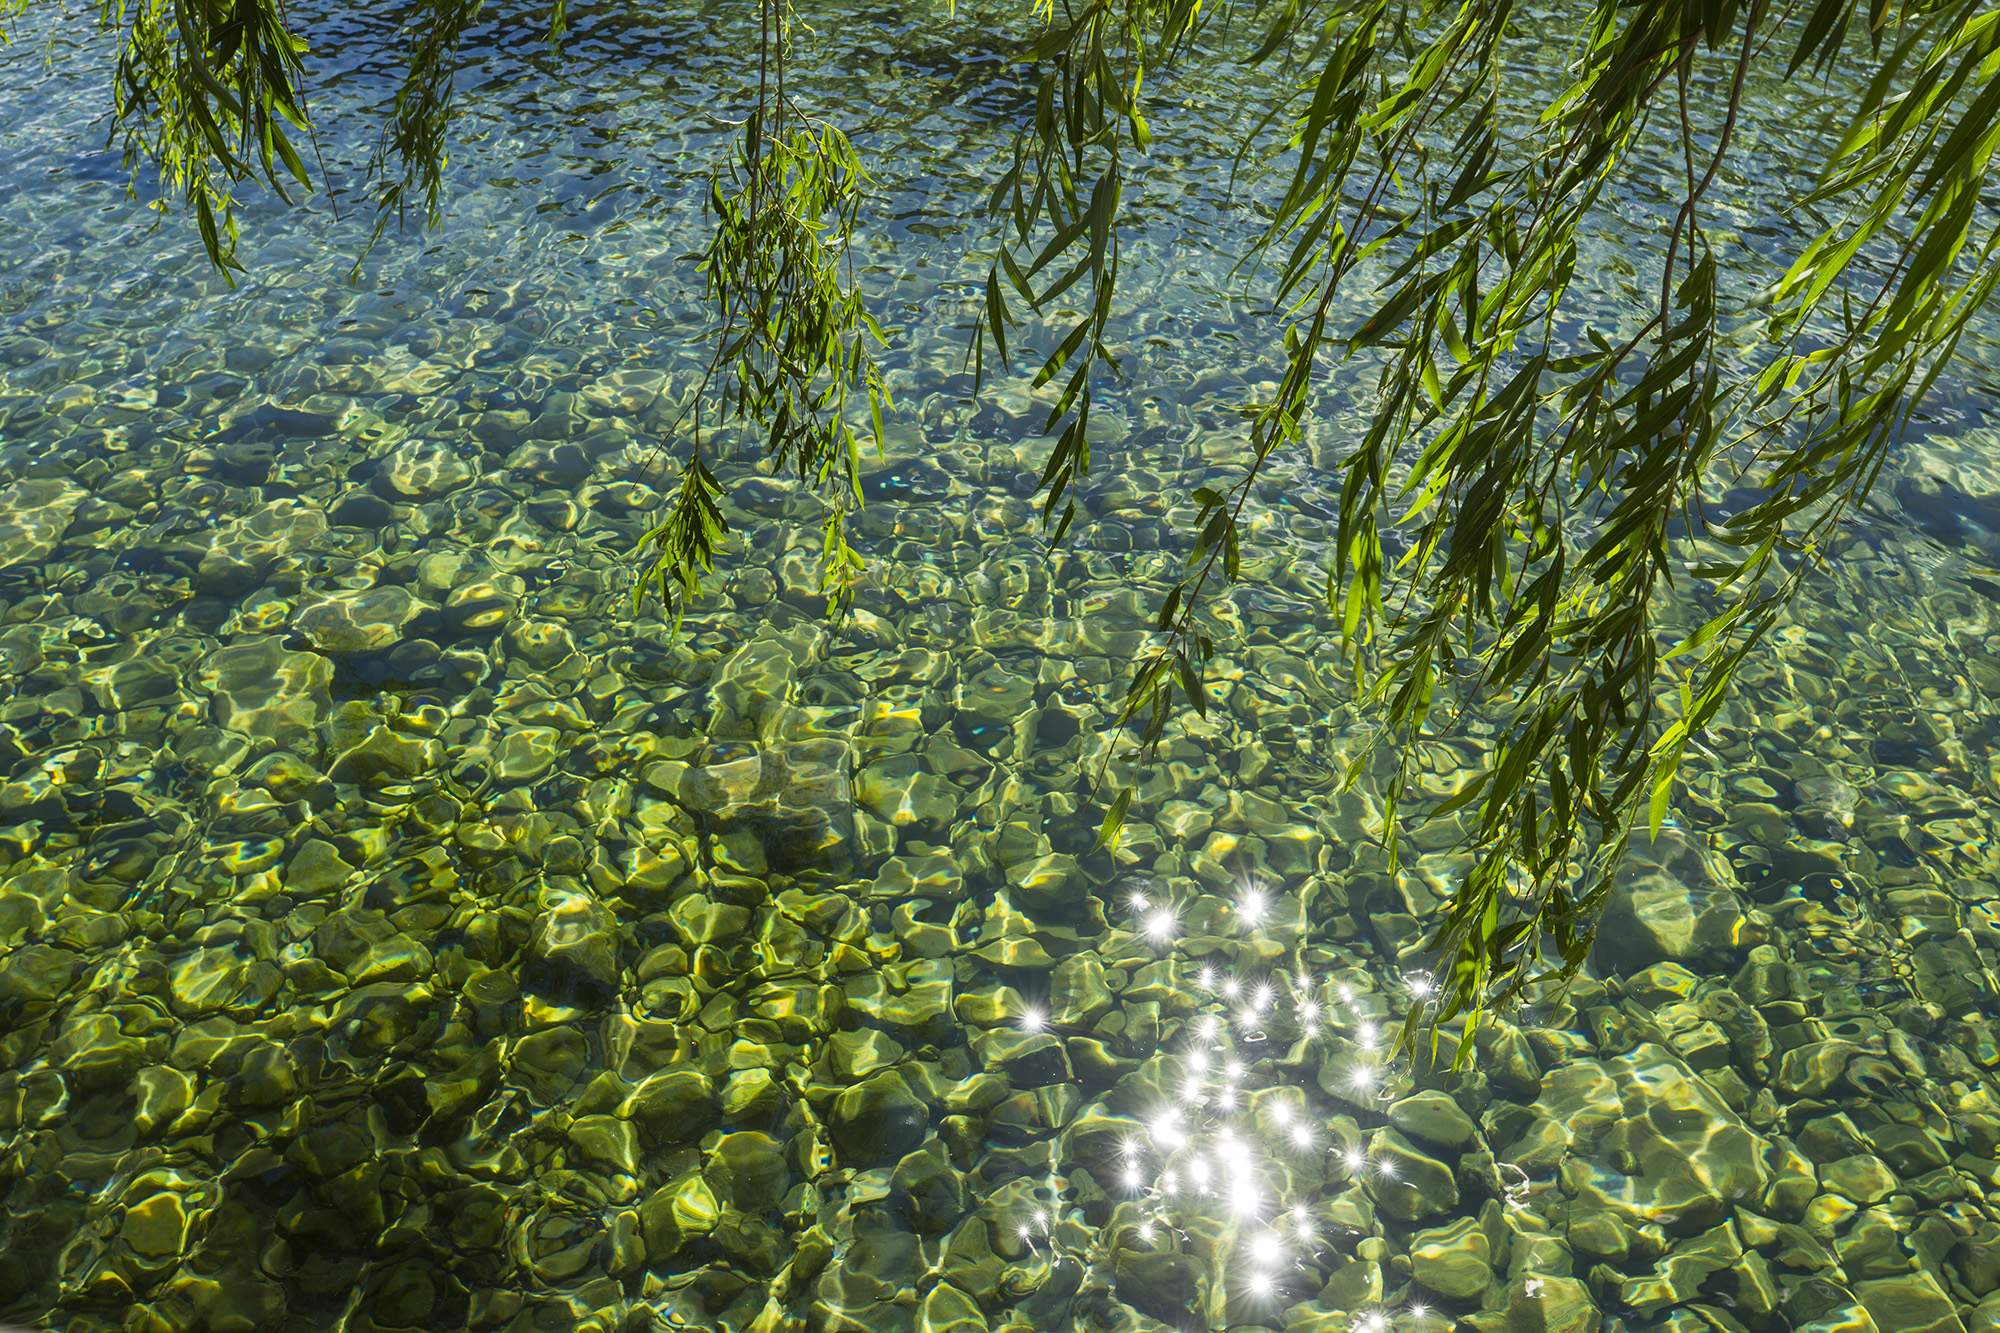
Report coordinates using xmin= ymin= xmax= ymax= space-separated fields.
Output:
xmin=0 ymin=7 xmax=1998 ymax=1333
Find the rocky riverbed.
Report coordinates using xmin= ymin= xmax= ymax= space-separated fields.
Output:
xmin=0 ymin=304 xmax=1998 ymax=1333
xmin=2 ymin=3 xmax=2000 ymax=1331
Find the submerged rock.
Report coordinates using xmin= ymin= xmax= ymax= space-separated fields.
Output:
xmin=1592 ymin=828 xmax=1747 ymax=974
xmin=831 ymin=1069 xmax=929 ymax=1164
xmin=293 ymin=585 xmax=427 ymax=653
xmin=0 ymin=477 xmax=84 ymax=571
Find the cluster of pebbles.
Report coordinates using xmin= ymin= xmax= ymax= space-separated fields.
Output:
xmin=0 ymin=250 xmax=1997 ymax=1333
xmin=1 ymin=22 xmax=2000 ymax=1333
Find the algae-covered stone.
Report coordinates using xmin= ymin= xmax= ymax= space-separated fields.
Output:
xmin=1822 ymin=1154 xmax=1899 ymax=1205
xmin=377 ymin=439 xmax=474 ymax=500
xmin=1777 ymin=1041 xmax=1862 ymax=1097
xmin=831 ymin=1069 xmax=929 ymax=1165
xmin=1364 ymin=1128 xmax=1457 ymax=1222
xmin=285 ymin=838 xmax=354 ymax=895
xmin=1410 ymin=1215 xmax=1493 ymax=1300
xmin=890 ymin=1140 xmax=966 ymax=1233
xmin=872 ymin=852 xmax=965 ymax=901
xmin=200 ymin=635 xmax=333 ymax=744
xmin=121 ymin=1189 xmax=190 ymax=1262
xmin=512 ymin=1024 xmax=588 ymax=1104
xmin=1866 ymin=1122 xmax=1949 ymax=1177
xmin=1049 ymin=953 xmax=1113 ymax=1027
xmin=0 ymin=477 xmax=85 ymax=571
xmin=1855 ymin=1271 xmax=1966 ymax=1333
xmin=1114 ymin=1250 xmax=1207 ymax=1328
xmin=622 ymin=1069 xmax=715 ymax=1145
xmin=667 ymin=893 xmax=751 ymax=948
xmin=919 ymin=1282 xmax=987 ymax=1333
xmin=1592 ymin=828 xmax=1745 ymax=974
xmin=721 ymin=1068 xmax=785 ymax=1120
xmin=1388 ymin=1090 xmax=1477 ymax=1151
xmin=294 ymin=585 xmax=425 ymax=653
xmin=131 ymin=1065 xmax=194 ymax=1138
xmin=568 ymin=1115 xmax=639 ymax=1174
xmin=856 ymin=755 xmax=958 ymax=831
xmin=705 ymin=1131 xmax=789 ymax=1211
xmin=530 ymin=890 xmax=619 ymax=999
xmin=327 ymin=724 xmax=439 ymax=785
xmin=831 ymin=1029 xmax=906 ymax=1082
xmin=640 ymin=1169 xmax=719 ymax=1259
xmin=1007 ymin=853 xmax=1086 ymax=911
xmin=1545 ymin=1042 xmax=1771 ymax=1231
xmin=1498 ymin=1274 xmax=1595 ymax=1333
xmin=46 ymin=1011 xmax=151 ymax=1091
xmin=494 ymin=726 xmax=562 ymax=783
xmin=972 ymin=1029 xmax=1073 ymax=1084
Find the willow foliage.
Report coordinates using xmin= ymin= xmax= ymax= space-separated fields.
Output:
xmin=32 ymin=0 xmax=2000 ymax=1035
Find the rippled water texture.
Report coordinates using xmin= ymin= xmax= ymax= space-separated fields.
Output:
xmin=2 ymin=5 xmax=2000 ymax=1333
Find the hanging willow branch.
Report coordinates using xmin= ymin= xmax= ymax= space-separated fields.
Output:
xmin=1049 ymin=0 xmax=2000 ymax=1045
xmin=632 ymin=0 xmax=889 ymax=624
